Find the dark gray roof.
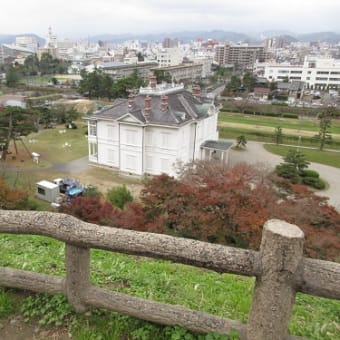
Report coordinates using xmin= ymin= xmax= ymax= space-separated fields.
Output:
xmin=201 ymin=140 xmax=233 ymax=151
xmin=90 ymin=90 xmax=214 ymax=127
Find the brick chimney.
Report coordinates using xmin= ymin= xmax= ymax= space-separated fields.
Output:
xmin=144 ymin=95 xmax=152 ymax=120
xmin=161 ymin=95 xmax=168 ymax=111
xmin=192 ymin=85 xmax=201 ymax=98
xmin=149 ymin=75 xmax=157 ymax=89
xmin=128 ymin=93 xmax=134 ymax=109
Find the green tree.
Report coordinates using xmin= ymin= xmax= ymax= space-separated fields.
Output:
xmin=242 ymin=72 xmax=256 ymax=92
xmin=39 ymin=53 xmax=55 ymax=75
xmin=274 ymin=126 xmax=283 ymax=145
xmin=236 ymin=135 xmax=247 ymax=148
xmin=5 ymin=66 xmax=20 ymax=87
xmin=153 ymin=69 xmax=172 ymax=84
xmin=65 ymin=107 xmax=79 ymax=124
xmin=23 ymin=54 xmax=40 ymax=76
xmin=283 ymin=149 xmax=310 ymax=173
xmin=106 ymin=185 xmax=133 ymax=209
xmin=0 ymin=106 xmax=38 ymax=160
xmin=316 ymin=111 xmax=332 ymax=151
xmin=227 ymin=75 xmax=242 ymax=95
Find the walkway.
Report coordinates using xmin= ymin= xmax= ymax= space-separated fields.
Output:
xmin=228 ymin=141 xmax=340 ymax=211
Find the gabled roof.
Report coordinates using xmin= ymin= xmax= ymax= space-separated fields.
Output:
xmin=88 ymin=89 xmax=215 ymax=127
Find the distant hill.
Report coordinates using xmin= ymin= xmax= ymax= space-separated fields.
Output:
xmin=0 ymin=34 xmax=45 ymax=47
xmin=296 ymin=31 xmax=340 ymax=43
xmin=89 ymin=30 xmax=250 ymax=44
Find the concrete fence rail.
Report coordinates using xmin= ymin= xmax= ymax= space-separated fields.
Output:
xmin=0 ymin=210 xmax=339 ymax=340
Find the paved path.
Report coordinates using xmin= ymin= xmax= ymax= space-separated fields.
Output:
xmin=228 ymin=141 xmax=340 ymax=211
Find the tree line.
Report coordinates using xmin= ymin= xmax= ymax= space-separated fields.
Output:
xmin=2 ymin=53 xmax=70 ymax=87
xmin=78 ymin=69 xmax=145 ymax=100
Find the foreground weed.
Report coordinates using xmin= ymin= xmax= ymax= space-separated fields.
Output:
xmin=0 ymin=288 xmax=16 ymax=318
xmin=21 ymin=293 xmax=74 ymax=326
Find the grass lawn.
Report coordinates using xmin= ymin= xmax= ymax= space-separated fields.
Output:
xmin=21 ymin=122 xmax=88 ymax=163
xmin=0 ymin=234 xmax=339 ymax=339
xmin=219 ymin=112 xmax=340 ymax=135
xmin=264 ymin=144 xmax=340 ymax=168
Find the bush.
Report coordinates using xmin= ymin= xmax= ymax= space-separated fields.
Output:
xmin=302 ymin=177 xmax=326 ymax=190
xmin=275 ymin=164 xmax=299 ymax=183
xmin=106 ymin=185 xmax=133 ymax=209
xmin=300 ymin=170 xmax=320 ymax=178
xmin=282 ymin=113 xmax=298 ymax=119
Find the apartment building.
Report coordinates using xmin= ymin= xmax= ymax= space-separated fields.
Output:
xmin=214 ymin=44 xmax=267 ymax=69
xmin=156 ymin=48 xmax=184 ymax=67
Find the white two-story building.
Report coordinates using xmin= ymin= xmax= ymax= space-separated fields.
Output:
xmin=85 ymin=77 xmax=230 ymax=177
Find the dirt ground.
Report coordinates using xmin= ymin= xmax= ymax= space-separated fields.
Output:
xmin=1 ymin=152 xmax=143 ymax=199
xmin=0 ymin=315 xmax=69 ymax=340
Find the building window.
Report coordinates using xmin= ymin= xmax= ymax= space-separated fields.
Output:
xmin=37 ymin=187 xmax=45 ymax=195
xmin=316 ymin=71 xmax=329 ymax=75
xmin=107 ymin=125 xmax=114 ymax=139
xmin=146 ymin=131 xmax=153 ymax=146
xmin=89 ymin=122 xmax=97 ymax=136
xmin=161 ymin=132 xmax=171 ymax=147
xmin=146 ymin=156 xmax=153 ymax=171
xmin=161 ymin=158 xmax=170 ymax=172
xmin=126 ymin=155 xmax=136 ymax=170
xmin=107 ymin=149 xmax=115 ymax=163
xmin=316 ymin=77 xmax=328 ymax=81
xmin=89 ymin=143 xmax=98 ymax=157
xmin=330 ymin=71 xmax=340 ymax=75
xmin=126 ymin=129 xmax=137 ymax=145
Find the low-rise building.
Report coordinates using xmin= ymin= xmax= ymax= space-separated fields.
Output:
xmin=263 ymin=56 xmax=340 ymax=90
xmin=99 ymin=61 xmax=158 ymax=81
xmin=151 ymin=63 xmax=203 ymax=83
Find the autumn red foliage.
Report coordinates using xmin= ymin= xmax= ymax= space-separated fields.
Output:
xmin=0 ymin=177 xmax=29 ymax=210
xmin=59 ymin=162 xmax=340 ymax=262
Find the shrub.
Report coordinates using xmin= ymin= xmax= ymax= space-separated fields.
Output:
xmin=276 ymin=164 xmax=300 ymax=183
xmin=302 ymin=177 xmax=326 ymax=190
xmin=300 ymin=170 xmax=320 ymax=178
xmin=107 ymin=185 xmax=133 ymax=209
xmin=282 ymin=113 xmax=298 ymax=119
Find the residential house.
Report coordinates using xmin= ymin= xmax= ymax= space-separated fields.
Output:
xmin=85 ymin=77 xmax=230 ymax=177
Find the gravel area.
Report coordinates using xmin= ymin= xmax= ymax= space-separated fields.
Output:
xmin=228 ymin=141 xmax=340 ymax=211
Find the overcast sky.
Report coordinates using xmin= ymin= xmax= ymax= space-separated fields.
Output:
xmin=1 ymin=0 xmax=339 ymax=39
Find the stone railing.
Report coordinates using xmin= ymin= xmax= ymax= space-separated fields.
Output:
xmin=0 ymin=210 xmax=339 ymax=340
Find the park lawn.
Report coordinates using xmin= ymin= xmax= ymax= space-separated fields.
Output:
xmin=264 ymin=144 xmax=340 ymax=168
xmin=19 ymin=121 xmax=88 ymax=163
xmin=0 ymin=234 xmax=339 ymax=339
xmin=219 ymin=112 xmax=340 ymax=135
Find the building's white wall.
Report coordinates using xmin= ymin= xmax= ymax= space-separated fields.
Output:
xmin=194 ymin=109 xmax=219 ymax=159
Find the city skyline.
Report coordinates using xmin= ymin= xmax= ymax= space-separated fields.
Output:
xmin=1 ymin=0 xmax=340 ymax=39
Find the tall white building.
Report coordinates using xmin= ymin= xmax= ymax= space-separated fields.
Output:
xmin=85 ymin=77 xmax=230 ymax=177
xmin=262 ymin=57 xmax=340 ymax=90
xmin=156 ymin=48 xmax=184 ymax=67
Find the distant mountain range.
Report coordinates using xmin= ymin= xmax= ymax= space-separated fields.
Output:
xmin=0 ymin=33 xmax=45 ymax=46
xmin=1 ymin=30 xmax=340 ymax=46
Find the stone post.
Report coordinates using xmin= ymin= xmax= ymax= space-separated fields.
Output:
xmin=247 ymin=220 xmax=304 ymax=340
